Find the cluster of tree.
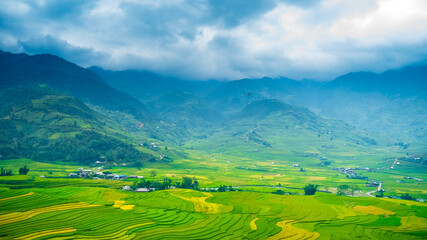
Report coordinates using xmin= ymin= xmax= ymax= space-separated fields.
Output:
xmin=217 ymin=185 xmax=236 ymax=192
xmin=176 ymin=176 xmax=199 ymax=189
xmin=19 ymin=166 xmax=29 ymax=175
xmin=317 ymin=161 xmax=331 ymax=167
xmin=376 ymin=189 xmax=385 ymax=198
xmin=132 ymin=172 xmax=200 ymax=191
xmin=272 ymin=189 xmax=290 ymax=195
xmin=400 ymin=193 xmax=415 ymax=200
xmin=132 ymin=178 xmax=172 ymax=190
xmin=303 ymin=184 xmax=318 ymax=195
xmin=0 ymin=167 xmax=13 ymax=176
xmin=337 ymin=184 xmax=360 ymax=196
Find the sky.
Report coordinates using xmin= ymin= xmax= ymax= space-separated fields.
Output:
xmin=1 ymin=0 xmax=427 ymax=80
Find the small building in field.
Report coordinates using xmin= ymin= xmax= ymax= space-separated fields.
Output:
xmin=40 ymin=175 xmax=46 ymax=178
xmin=68 ymin=173 xmax=78 ymax=178
xmin=106 ymin=174 xmax=114 ymax=179
xmin=135 ymin=188 xmax=150 ymax=192
xmin=122 ymin=186 xmax=131 ymax=191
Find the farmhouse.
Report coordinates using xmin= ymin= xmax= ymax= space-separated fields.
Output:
xmin=135 ymin=188 xmax=150 ymax=192
xmin=122 ymin=186 xmax=131 ymax=191
xmin=68 ymin=173 xmax=78 ymax=177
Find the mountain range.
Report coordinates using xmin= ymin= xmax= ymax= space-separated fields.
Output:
xmin=0 ymin=50 xmax=425 ymax=165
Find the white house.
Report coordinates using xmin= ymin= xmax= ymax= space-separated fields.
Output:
xmin=135 ymin=188 xmax=150 ymax=192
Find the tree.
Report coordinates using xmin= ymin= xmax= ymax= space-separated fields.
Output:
xmin=303 ymin=184 xmax=318 ymax=195
xmin=193 ymin=177 xmax=199 ymax=190
xmin=376 ymin=189 xmax=384 ymax=198
xmin=337 ymin=185 xmax=350 ymax=196
xmin=149 ymin=170 xmax=157 ymax=182
xmin=162 ymin=177 xmax=172 ymax=189
xmin=400 ymin=193 xmax=414 ymax=200
xmin=19 ymin=166 xmax=30 ymax=175
xmin=0 ymin=168 xmax=13 ymax=176
xmin=273 ymin=189 xmax=285 ymax=195
xmin=218 ymin=185 xmax=227 ymax=192
xmin=349 ymin=184 xmax=360 ymax=196
xmin=181 ymin=176 xmax=193 ymax=189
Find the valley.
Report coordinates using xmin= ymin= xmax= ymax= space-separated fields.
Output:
xmin=0 ymin=51 xmax=425 ymax=239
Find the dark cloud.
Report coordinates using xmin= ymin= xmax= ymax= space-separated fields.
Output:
xmin=18 ymin=34 xmax=108 ymax=67
xmin=205 ymin=0 xmax=277 ymax=27
xmin=0 ymin=0 xmax=426 ymax=80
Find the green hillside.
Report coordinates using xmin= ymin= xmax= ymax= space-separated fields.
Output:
xmin=146 ymin=92 xmax=224 ymax=132
xmin=0 ymin=51 xmax=152 ymax=121
xmin=0 ymin=85 xmax=153 ymax=165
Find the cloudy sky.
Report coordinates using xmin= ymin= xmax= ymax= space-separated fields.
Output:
xmin=1 ymin=0 xmax=427 ymax=80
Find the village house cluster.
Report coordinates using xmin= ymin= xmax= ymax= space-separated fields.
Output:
xmin=68 ymin=167 xmax=143 ymax=180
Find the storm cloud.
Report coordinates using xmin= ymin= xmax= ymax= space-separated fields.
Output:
xmin=1 ymin=0 xmax=427 ymax=80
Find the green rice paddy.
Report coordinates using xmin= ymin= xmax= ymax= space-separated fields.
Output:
xmin=0 ymin=185 xmax=425 ymax=239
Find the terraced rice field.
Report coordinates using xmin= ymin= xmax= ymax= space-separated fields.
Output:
xmin=0 ymin=186 xmax=426 ymax=239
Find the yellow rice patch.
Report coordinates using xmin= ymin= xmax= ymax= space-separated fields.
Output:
xmin=113 ymin=200 xmax=126 ymax=208
xmin=394 ymin=216 xmax=426 ymax=232
xmin=15 ymin=227 xmax=76 ymax=240
xmin=268 ymin=220 xmax=320 ymax=240
xmin=0 ymin=191 xmax=34 ymax=201
xmin=169 ymin=190 xmax=222 ymax=214
xmin=120 ymin=205 xmax=135 ymax=210
xmin=379 ymin=197 xmax=427 ymax=207
xmin=250 ymin=217 xmax=259 ymax=230
xmin=0 ymin=202 xmax=100 ymax=226
xmin=308 ymin=177 xmax=326 ymax=181
xmin=113 ymin=200 xmax=134 ymax=210
xmin=353 ymin=205 xmax=395 ymax=216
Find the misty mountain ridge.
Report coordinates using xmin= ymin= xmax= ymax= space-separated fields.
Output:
xmin=0 ymin=50 xmax=425 ymax=165
xmin=0 ymin=51 xmax=152 ymax=121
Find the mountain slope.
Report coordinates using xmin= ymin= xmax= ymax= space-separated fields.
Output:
xmin=206 ymin=77 xmax=305 ymax=115
xmin=147 ymin=92 xmax=224 ymax=130
xmin=0 ymin=85 xmax=154 ymax=165
xmin=188 ymin=99 xmax=378 ymax=159
xmin=89 ymin=67 xmax=221 ymax=101
xmin=0 ymin=51 xmax=151 ymax=120
xmin=325 ymin=65 xmax=427 ymax=96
